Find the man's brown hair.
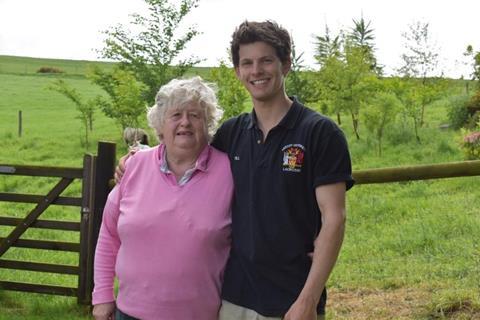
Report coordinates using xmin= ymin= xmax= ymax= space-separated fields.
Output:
xmin=230 ymin=20 xmax=291 ymax=67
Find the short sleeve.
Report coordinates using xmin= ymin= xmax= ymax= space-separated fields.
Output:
xmin=211 ymin=119 xmax=234 ymax=153
xmin=312 ymin=125 xmax=354 ymax=190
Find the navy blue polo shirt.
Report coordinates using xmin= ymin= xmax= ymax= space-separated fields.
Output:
xmin=211 ymin=99 xmax=354 ymax=316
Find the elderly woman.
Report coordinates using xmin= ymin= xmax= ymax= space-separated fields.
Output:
xmin=92 ymin=77 xmax=234 ymax=320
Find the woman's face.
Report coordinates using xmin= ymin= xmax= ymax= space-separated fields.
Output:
xmin=161 ymin=101 xmax=208 ymax=156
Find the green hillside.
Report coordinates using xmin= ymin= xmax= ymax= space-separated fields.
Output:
xmin=0 ymin=55 xmax=212 ymax=78
xmin=0 ymin=55 xmax=116 ymax=76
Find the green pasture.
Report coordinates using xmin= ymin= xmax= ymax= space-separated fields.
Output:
xmin=0 ymin=56 xmax=479 ymax=319
xmin=0 ymin=55 xmax=116 ymax=77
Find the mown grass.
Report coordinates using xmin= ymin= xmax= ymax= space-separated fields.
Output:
xmin=1 ymin=56 xmax=479 ymax=319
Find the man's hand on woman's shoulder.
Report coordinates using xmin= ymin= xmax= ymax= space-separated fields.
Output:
xmin=114 ymin=149 xmax=138 ymax=184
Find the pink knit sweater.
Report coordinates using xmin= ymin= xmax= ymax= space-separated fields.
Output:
xmin=92 ymin=144 xmax=233 ymax=320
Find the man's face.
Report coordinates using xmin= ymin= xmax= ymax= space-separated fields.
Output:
xmin=235 ymin=41 xmax=290 ymax=103
xmin=161 ymin=102 xmax=208 ymax=154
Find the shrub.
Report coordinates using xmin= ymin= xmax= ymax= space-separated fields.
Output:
xmin=467 ymin=91 xmax=480 ymax=109
xmin=386 ymin=121 xmax=415 ymax=145
xmin=437 ymin=139 xmax=455 ymax=155
xmin=37 ymin=66 xmax=64 ymax=74
xmin=446 ymin=94 xmax=470 ymax=130
xmin=460 ymin=129 xmax=480 ymax=160
xmin=466 ymin=111 xmax=480 ymax=129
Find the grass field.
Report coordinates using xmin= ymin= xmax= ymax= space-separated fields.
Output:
xmin=0 ymin=55 xmax=479 ymax=319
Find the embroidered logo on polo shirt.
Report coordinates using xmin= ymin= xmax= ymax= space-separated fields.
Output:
xmin=281 ymin=144 xmax=305 ymax=172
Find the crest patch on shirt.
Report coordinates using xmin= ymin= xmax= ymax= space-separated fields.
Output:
xmin=281 ymin=144 xmax=305 ymax=172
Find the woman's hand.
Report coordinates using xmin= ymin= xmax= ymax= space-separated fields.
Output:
xmin=92 ymin=302 xmax=115 ymax=320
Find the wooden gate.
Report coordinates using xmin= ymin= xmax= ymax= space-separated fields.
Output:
xmin=0 ymin=142 xmax=116 ymax=304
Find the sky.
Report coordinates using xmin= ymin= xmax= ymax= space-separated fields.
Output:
xmin=0 ymin=0 xmax=479 ymax=78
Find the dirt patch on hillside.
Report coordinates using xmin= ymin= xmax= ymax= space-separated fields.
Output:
xmin=326 ymin=288 xmax=480 ymax=319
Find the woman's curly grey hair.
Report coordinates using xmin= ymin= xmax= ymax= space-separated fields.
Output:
xmin=147 ymin=76 xmax=223 ymax=142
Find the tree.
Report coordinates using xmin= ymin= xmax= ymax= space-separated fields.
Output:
xmin=48 ymin=80 xmax=95 ymax=148
xmin=363 ymin=91 xmax=402 ymax=156
xmin=314 ymin=23 xmax=380 ymax=136
xmin=314 ymin=24 xmax=341 ymax=68
xmin=286 ymin=40 xmax=319 ymax=104
xmin=460 ymin=45 xmax=475 ymax=93
xmin=316 ymin=54 xmax=345 ymax=124
xmin=474 ymin=50 xmax=480 ymax=84
xmin=89 ymin=66 xmax=147 ymax=130
xmin=341 ymin=43 xmax=379 ymax=140
xmin=398 ymin=21 xmax=443 ymax=127
xmin=99 ymin=0 xmax=201 ymax=104
xmin=209 ymin=60 xmax=248 ymax=122
xmin=314 ymin=25 xmax=345 ymax=123
xmin=316 ymin=41 xmax=378 ymax=140
xmin=462 ymin=45 xmax=480 ymax=83
xmin=387 ymin=77 xmax=424 ymax=143
xmin=349 ymin=16 xmax=381 ymax=74
xmin=398 ymin=21 xmax=440 ymax=78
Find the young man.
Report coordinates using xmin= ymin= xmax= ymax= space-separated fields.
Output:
xmin=210 ymin=21 xmax=354 ymax=320
xmin=115 ymin=20 xmax=353 ymax=320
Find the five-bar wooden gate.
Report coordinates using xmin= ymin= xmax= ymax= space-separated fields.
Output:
xmin=0 ymin=142 xmax=116 ymax=304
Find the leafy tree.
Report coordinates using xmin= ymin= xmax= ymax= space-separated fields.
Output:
xmin=349 ymin=16 xmax=381 ymax=74
xmin=89 ymin=66 xmax=147 ymax=130
xmin=461 ymin=45 xmax=476 ymax=93
xmin=47 ymin=80 xmax=95 ymax=148
xmin=316 ymin=54 xmax=345 ymax=124
xmin=398 ymin=21 xmax=440 ymax=78
xmin=398 ymin=21 xmax=443 ymax=127
xmin=209 ymin=60 xmax=248 ymax=122
xmin=317 ymin=41 xmax=378 ymax=139
xmin=314 ymin=24 xmax=341 ymax=67
xmin=314 ymin=26 xmax=346 ymax=124
xmin=286 ymin=41 xmax=319 ymax=104
xmin=363 ymin=91 xmax=402 ymax=156
xmin=99 ymin=0 xmax=201 ymax=104
xmin=473 ymin=49 xmax=480 ymax=84
xmin=387 ymin=78 xmax=424 ymax=142
xmin=464 ymin=45 xmax=480 ymax=84
xmin=314 ymin=24 xmax=380 ymax=136
xmin=350 ymin=17 xmax=374 ymax=47
xmin=342 ymin=43 xmax=381 ymax=140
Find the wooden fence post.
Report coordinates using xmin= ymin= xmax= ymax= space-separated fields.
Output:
xmin=92 ymin=141 xmax=116 ymax=250
xmin=18 ymin=110 xmax=22 ymax=138
xmin=82 ymin=141 xmax=116 ymax=305
xmin=77 ymin=154 xmax=95 ymax=304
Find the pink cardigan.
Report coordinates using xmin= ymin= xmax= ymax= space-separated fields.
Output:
xmin=92 ymin=145 xmax=233 ymax=320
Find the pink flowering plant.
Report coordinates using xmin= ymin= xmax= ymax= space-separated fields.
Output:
xmin=460 ymin=128 xmax=480 ymax=160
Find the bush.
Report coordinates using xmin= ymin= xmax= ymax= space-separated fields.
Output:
xmin=446 ymin=94 xmax=470 ymax=130
xmin=37 ymin=66 xmax=64 ymax=74
xmin=460 ymin=128 xmax=480 ymax=160
xmin=467 ymin=91 xmax=480 ymax=109
xmin=436 ymin=139 xmax=455 ymax=155
xmin=466 ymin=111 xmax=480 ymax=129
xmin=386 ymin=121 xmax=415 ymax=145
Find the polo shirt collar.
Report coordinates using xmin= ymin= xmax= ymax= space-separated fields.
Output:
xmin=246 ymin=97 xmax=302 ymax=130
xmin=158 ymin=143 xmax=210 ymax=173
